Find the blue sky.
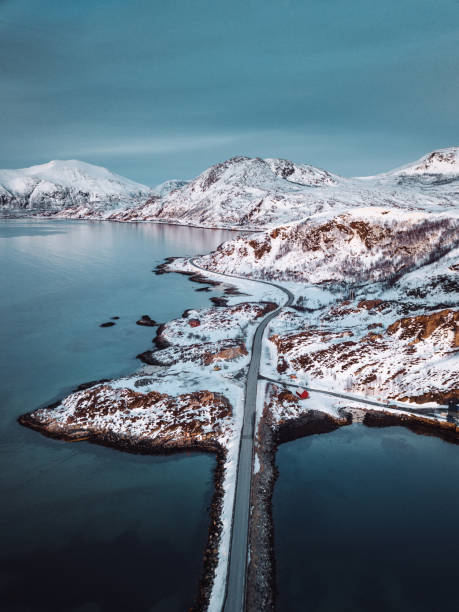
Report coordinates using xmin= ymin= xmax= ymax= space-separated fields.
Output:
xmin=1 ymin=0 xmax=458 ymax=185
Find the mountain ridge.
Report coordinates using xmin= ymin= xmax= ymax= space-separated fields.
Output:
xmin=0 ymin=159 xmax=152 ymax=211
xmin=1 ymin=148 xmax=458 ymax=226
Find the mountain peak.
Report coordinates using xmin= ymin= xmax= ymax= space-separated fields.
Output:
xmin=264 ymin=157 xmax=338 ymax=186
xmin=0 ymin=159 xmax=152 ymax=211
xmin=391 ymin=147 xmax=459 ymax=176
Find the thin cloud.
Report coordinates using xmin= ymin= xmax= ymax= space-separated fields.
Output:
xmin=76 ymin=134 xmax=245 ymax=157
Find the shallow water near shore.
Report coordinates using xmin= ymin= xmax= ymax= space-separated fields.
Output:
xmin=0 ymin=219 xmax=237 ymax=611
xmin=274 ymin=423 xmax=459 ymax=611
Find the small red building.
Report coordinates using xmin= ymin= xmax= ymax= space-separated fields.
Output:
xmin=296 ymin=389 xmax=309 ymax=400
xmin=188 ymin=318 xmax=201 ymax=328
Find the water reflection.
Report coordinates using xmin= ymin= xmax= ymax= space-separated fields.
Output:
xmin=0 ymin=219 xmax=236 ymax=611
xmin=274 ymin=424 xmax=459 ymax=611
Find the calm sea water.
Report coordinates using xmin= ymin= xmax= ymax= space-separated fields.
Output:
xmin=0 ymin=219 xmax=236 ymax=612
xmin=274 ymin=424 xmax=459 ymax=612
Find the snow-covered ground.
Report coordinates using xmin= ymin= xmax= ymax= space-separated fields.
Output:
xmin=22 ymin=293 xmax=280 ymax=612
xmin=107 ymin=148 xmax=459 ymax=228
xmin=4 ymin=147 xmax=459 ymax=227
xmin=199 ymin=207 xmax=458 ymax=283
xmin=257 ymin=266 xmax=458 ymax=407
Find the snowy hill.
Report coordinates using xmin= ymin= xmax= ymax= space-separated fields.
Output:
xmin=199 ymin=207 xmax=459 ymax=284
xmin=103 ymin=149 xmax=459 ymax=228
xmin=163 ymin=203 xmax=458 ymax=409
xmin=0 ymin=160 xmax=152 ymax=211
xmin=151 ymin=178 xmax=189 ymax=197
xmin=2 ymin=148 xmax=458 ymax=226
xmin=364 ymin=147 xmax=459 ymax=187
xmin=104 ymin=155 xmax=340 ymax=226
xmin=389 ymin=147 xmax=459 ymax=177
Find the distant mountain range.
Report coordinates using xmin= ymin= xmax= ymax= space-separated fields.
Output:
xmin=0 ymin=159 xmax=153 ymax=212
xmin=1 ymin=148 xmax=458 ymax=227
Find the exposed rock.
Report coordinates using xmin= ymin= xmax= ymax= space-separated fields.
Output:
xmin=137 ymin=339 xmax=248 ymax=368
xmin=397 ymin=389 xmax=459 ymax=406
xmin=269 ymin=302 xmax=458 ymax=407
xmin=134 ymin=378 xmax=154 ymax=388
xmin=136 ymin=315 xmax=157 ymax=327
xmin=386 ymin=309 xmax=458 ymax=347
xmin=210 ymin=296 xmax=229 ymax=307
xmin=201 ymin=209 xmax=459 ymax=284
xmin=358 ymin=299 xmax=385 ymax=310
xmin=76 ymin=378 xmax=111 ymax=391
xmin=363 ymin=410 xmax=459 ymax=444
xmin=202 ymin=343 xmax=248 ymax=366
xmin=19 ymin=385 xmax=233 ymax=447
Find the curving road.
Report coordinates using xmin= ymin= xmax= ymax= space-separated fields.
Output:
xmin=190 ymin=258 xmax=293 ymax=612
xmin=190 ymin=257 xmax=456 ymax=611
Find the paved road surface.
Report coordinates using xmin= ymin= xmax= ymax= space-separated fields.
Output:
xmin=190 ymin=259 xmax=293 ymax=612
xmin=189 ymin=258 xmax=456 ymax=610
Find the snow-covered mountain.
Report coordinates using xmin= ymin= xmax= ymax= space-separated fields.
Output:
xmin=2 ymin=148 xmax=458 ymax=227
xmin=362 ymin=147 xmax=459 ymax=187
xmin=185 ymin=203 xmax=458 ymax=408
xmin=80 ymin=155 xmax=340 ymax=225
xmin=199 ymin=207 xmax=459 ymax=284
xmin=104 ymin=148 xmax=459 ymax=228
xmin=151 ymin=178 xmax=189 ymax=197
xmin=388 ymin=147 xmax=459 ymax=178
xmin=0 ymin=160 xmax=152 ymax=211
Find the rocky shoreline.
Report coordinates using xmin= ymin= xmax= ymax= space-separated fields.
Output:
xmin=247 ymin=387 xmax=351 ymax=612
xmin=363 ymin=409 xmax=459 ymax=445
xmin=17 ymin=255 xmax=458 ymax=612
xmin=246 ymin=384 xmax=459 ymax=611
xmin=18 ymin=376 xmax=458 ymax=612
xmin=16 ymin=261 xmax=257 ymax=612
xmin=19 ymin=398 xmax=228 ymax=612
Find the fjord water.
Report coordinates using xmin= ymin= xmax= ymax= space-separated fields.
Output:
xmin=0 ymin=219 xmax=236 ymax=612
xmin=274 ymin=424 xmax=459 ymax=611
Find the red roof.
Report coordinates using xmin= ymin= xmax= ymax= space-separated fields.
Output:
xmin=296 ymin=389 xmax=309 ymax=399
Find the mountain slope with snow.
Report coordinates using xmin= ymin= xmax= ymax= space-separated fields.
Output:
xmin=105 ymin=155 xmax=340 ymax=226
xmin=389 ymin=147 xmax=459 ymax=177
xmin=198 ymin=207 xmax=459 ymax=284
xmin=2 ymin=148 xmax=458 ymax=226
xmin=0 ymin=160 xmax=153 ymax=211
xmin=104 ymin=148 xmax=459 ymax=228
xmin=180 ymin=203 xmax=458 ymax=409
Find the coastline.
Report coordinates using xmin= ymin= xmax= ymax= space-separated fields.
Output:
xmin=247 ymin=385 xmax=459 ymax=611
xmin=17 ymin=252 xmax=458 ymax=612
xmin=0 ymin=212 xmax=265 ymax=233
xmin=18 ymin=394 xmax=227 ymax=612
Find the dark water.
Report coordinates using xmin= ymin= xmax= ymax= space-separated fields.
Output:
xmin=274 ymin=424 xmax=459 ymax=612
xmin=0 ymin=219 xmax=236 ymax=612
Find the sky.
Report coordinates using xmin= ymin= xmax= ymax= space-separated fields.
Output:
xmin=1 ymin=0 xmax=459 ymax=186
